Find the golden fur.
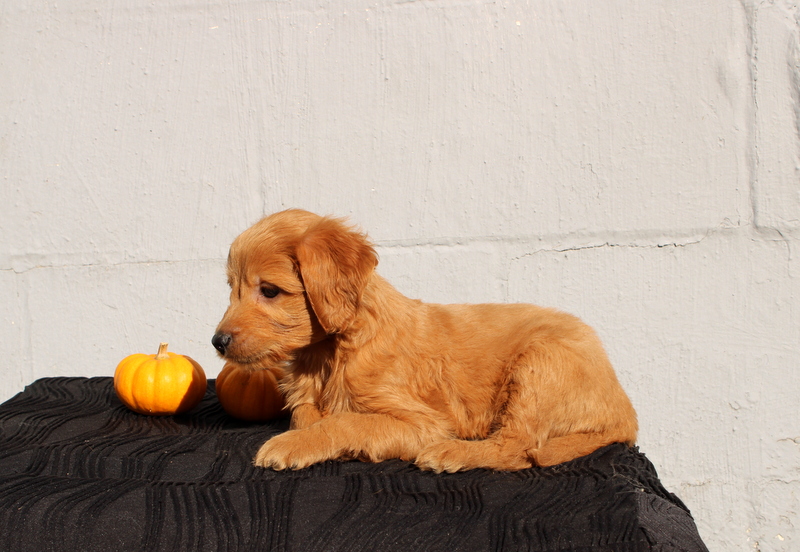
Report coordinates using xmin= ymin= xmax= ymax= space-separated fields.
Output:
xmin=212 ymin=209 xmax=638 ymax=472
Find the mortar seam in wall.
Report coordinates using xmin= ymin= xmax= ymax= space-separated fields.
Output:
xmin=375 ymin=226 xmax=738 ymax=253
xmin=3 ymin=223 xmax=794 ymax=275
xmin=0 ymin=257 xmax=224 ymax=275
xmin=744 ymin=0 xmax=762 ymax=230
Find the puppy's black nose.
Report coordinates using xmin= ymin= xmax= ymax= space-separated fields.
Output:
xmin=212 ymin=333 xmax=232 ymax=355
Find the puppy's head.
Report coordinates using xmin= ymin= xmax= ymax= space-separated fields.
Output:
xmin=212 ymin=209 xmax=377 ymax=366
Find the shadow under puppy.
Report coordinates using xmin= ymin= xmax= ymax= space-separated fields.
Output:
xmin=212 ymin=209 xmax=638 ymax=472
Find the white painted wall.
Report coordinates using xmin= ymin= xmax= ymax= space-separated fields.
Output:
xmin=1 ymin=1 xmax=798 ymax=549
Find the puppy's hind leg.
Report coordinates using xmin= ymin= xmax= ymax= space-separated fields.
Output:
xmin=415 ymin=431 xmax=533 ymax=473
xmin=416 ymin=358 xmax=543 ymax=473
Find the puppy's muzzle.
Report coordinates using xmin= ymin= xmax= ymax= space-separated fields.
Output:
xmin=212 ymin=333 xmax=232 ymax=356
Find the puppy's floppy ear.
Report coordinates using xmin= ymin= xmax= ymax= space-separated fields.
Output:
xmin=295 ymin=216 xmax=378 ymax=334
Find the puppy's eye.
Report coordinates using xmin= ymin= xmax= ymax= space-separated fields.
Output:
xmin=260 ymin=285 xmax=280 ymax=299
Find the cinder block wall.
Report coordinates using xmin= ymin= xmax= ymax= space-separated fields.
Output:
xmin=2 ymin=1 xmax=798 ymax=549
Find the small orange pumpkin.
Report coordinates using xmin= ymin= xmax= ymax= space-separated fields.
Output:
xmin=215 ymin=362 xmax=287 ymax=421
xmin=114 ymin=342 xmax=207 ymax=415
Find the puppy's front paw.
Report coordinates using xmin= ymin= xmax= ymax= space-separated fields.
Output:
xmin=254 ymin=429 xmax=332 ymax=470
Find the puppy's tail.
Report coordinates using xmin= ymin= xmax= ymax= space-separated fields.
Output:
xmin=527 ymin=432 xmax=632 ymax=467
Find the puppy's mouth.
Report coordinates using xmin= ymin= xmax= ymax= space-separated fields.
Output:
xmin=212 ymin=333 xmax=292 ymax=366
xmin=221 ymin=350 xmax=270 ymax=365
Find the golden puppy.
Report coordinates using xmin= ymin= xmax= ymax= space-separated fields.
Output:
xmin=212 ymin=209 xmax=637 ymax=472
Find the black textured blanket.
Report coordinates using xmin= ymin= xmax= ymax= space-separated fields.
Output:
xmin=0 ymin=377 xmax=707 ymax=551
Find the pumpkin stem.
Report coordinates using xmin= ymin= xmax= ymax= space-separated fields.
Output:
xmin=156 ymin=342 xmax=170 ymax=360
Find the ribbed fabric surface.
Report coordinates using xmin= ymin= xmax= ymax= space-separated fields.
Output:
xmin=0 ymin=377 xmax=707 ymax=552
